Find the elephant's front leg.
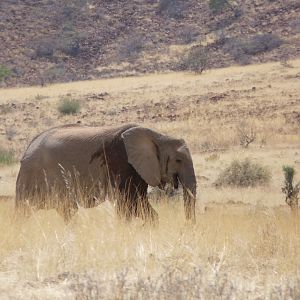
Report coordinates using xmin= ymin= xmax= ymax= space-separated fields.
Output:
xmin=136 ymin=197 xmax=158 ymax=226
xmin=117 ymin=179 xmax=158 ymax=225
xmin=133 ymin=183 xmax=158 ymax=225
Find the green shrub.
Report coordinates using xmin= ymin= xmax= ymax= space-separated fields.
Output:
xmin=180 ymin=46 xmax=208 ymax=73
xmin=58 ymin=97 xmax=80 ymax=115
xmin=215 ymin=159 xmax=271 ymax=187
xmin=0 ymin=148 xmax=15 ymax=165
xmin=282 ymin=166 xmax=300 ymax=208
xmin=0 ymin=65 xmax=11 ymax=81
xmin=209 ymin=0 xmax=229 ymax=13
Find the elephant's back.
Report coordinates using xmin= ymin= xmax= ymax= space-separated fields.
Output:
xmin=21 ymin=123 xmax=138 ymax=163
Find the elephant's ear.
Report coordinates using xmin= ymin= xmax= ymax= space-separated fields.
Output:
xmin=121 ymin=127 xmax=161 ymax=187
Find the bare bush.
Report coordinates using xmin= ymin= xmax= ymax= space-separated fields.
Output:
xmin=180 ymin=46 xmax=209 ymax=73
xmin=236 ymin=121 xmax=256 ymax=148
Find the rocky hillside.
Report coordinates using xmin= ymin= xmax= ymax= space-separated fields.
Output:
xmin=0 ymin=0 xmax=299 ymax=86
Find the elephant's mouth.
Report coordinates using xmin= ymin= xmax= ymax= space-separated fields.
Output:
xmin=158 ymin=174 xmax=179 ymax=190
xmin=158 ymin=180 xmax=166 ymax=190
xmin=173 ymin=174 xmax=179 ymax=189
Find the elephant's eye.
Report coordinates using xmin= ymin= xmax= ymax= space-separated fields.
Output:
xmin=176 ymin=159 xmax=182 ymax=163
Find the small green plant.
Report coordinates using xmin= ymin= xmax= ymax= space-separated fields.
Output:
xmin=0 ymin=147 xmax=15 ymax=165
xmin=58 ymin=97 xmax=81 ymax=115
xmin=209 ymin=0 xmax=229 ymax=13
xmin=0 ymin=65 xmax=11 ymax=81
xmin=215 ymin=159 xmax=271 ymax=187
xmin=282 ymin=166 xmax=300 ymax=210
xmin=0 ymin=104 xmax=12 ymax=114
xmin=180 ymin=46 xmax=209 ymax=74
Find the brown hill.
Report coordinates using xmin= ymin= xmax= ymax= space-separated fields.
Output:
xmin=0 ymin=0 xmax=299 ymax=86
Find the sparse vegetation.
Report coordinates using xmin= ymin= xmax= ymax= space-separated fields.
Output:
xmin=176 ymin=26 xmax=199 ymax=44
xmin=157 ymin=0 xmax=186 ymax=18
xmin=118 ymin=34 xmax=144 ymax=61
xmin=282 ymin=166 xmax=300 ymax=211
xmin=180 ymin=46 xmax=209 ymax=73
xmin=42 ymin=65 xmax=67 ymax=83
xmin=0 ymin=65 xmax=11 ymax=82
xmin=225 ymin=34 xmax=283 ymax=64
xmin=0 ymin=147 xmax=15 ymax=165
xmin=215 ymin=159 xmax=271 ymax=187
xmin=58 ymin=97 xmax=81 ymax=115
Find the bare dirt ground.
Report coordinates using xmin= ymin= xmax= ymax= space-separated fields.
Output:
xmin=0 ymin=60 xmax=300 ymax=298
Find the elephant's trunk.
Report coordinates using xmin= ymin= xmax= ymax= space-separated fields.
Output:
xmin=179 ymin=163 xmax=197 ymax=222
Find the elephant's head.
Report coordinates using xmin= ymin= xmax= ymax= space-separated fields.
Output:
xmin=122 ymin=126 xmax=197 ymax=221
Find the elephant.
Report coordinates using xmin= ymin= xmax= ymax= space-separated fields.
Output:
xmin=16 ymin=123 xmax=197 ymax=223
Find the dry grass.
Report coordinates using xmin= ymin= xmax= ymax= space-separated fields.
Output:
xmin=0 ymin=199 xmax=300 ymax=299
xmin=0 ymin=59 xmax=300 ymax=298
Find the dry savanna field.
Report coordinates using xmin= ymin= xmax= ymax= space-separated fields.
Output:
xmin=0 ymin=60 xmax=300 ymax=299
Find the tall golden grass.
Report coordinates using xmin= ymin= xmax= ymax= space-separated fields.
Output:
xmin=0 ymin=196 xmax=300 ymax=298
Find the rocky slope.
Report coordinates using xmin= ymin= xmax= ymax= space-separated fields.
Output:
xmin=0 ymin=0 xmax=299 ymax=86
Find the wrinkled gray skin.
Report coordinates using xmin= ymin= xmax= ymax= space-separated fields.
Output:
xmin=16 ymin=123 xmax=197 ymax=223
